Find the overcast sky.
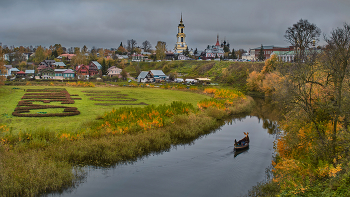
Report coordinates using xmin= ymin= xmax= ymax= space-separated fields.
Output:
xmin=0 ymin=0 xmax=349 ymax=52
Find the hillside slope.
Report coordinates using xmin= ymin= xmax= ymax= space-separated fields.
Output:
xmin=123 ymin=60 xmax=265 ymax=91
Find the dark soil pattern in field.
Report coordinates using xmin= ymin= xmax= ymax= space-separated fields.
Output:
xmin=12 ymin=88 xmax=81 ymax=117
xmin=82 ymin=90 xmax=148 ymax=106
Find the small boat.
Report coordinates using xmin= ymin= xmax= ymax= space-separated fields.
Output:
xmin=234 ymin=132 xmax=250 ymax=150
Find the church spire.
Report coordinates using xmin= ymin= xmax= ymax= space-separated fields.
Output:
xmin=175 ymin=13 xmax=187 ymax=54
xmin=215 ymin=34 xmax=220 ymax=46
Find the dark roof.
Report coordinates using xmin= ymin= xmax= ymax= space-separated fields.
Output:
xmin=150 ymin=70 xmax=166 ymax=76
xmin=137 ymin=71 xmax=148 ymax=79
xmin=91 ymin=61 xmax=102 ymax=69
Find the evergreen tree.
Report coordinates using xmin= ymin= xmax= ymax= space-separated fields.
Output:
xmin=231 ymin=48 xmax=237 ymax=59
xmin=194 ymin=48 xmax=198 ymax=55
xmin=258 ymin=44 xmax=265 ymax=61
xmin=223 ymin=45 xmax=230 ymax=53
xmin=183 ymin=46 xmax=189 ymax=56
xmin=101 ymin=59 xmax=107 ymax=76
xmin=52 ymin=50 xmax=58 ymax=58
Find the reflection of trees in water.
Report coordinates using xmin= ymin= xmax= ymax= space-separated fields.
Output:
xmin=251 ymin=98 xmax=283 ymax=137
xmin=224 ymin=114 xmax=249 ymax=125
xmin=262 ymin=119 xmax=279 ymax=135
xmin=250 ymin=98 xmax=282 ymax=122
xmin=219 ymin=98 xmax=283 ymax=137
xmin=225 ymin=97 xmax=283 ymax=137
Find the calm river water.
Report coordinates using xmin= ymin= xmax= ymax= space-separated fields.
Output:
xmin=50 ymin=112 xmax=278 ymax=197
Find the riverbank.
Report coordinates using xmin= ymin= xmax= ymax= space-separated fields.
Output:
xmin=0 ymin=86 xmax=255 ymax=197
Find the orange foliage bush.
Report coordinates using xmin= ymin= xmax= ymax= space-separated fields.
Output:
xmin=246 ymin=71 xmax=262 ymax=91
xmin=203 ymin=88 xmax=217 ymax=94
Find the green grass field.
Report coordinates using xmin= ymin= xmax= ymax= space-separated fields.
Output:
xmin=0 ymin=86 xmax=210 ymax=134
xmin=0 ymin=84 xmax=255 ymax=197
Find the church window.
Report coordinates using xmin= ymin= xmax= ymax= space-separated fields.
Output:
xmin=181 ymin=28 xmax=183 ymax=33
xmin=181 ymin=37 xmax=183 ymax=42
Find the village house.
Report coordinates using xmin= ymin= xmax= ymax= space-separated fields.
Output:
xmin=150 ymin=70 xmax=167 ymax=82
xmin=90 ymin=61 xmax=102 ymax=70
xmin=116 ymin=55 xmax=129 ymax=60
xmin=16 ymin=71 xmax=26 ymax=78
xmin=62 ymin=69 xmax=75 ymax=79
xmin=54 ymin=69 xmax=67 ymax=80
xmin=38 ymin=60 xmax=56 ymax=68
xmin=132 ymin=53 xmax=144 ymax=62
xmin=75 ymin=64 xmax=98 ymax=78
xmin=196 ymin=77 xmax=211 ymax=85
xmin=249 ymin=45 xmax=294 ymax=60
xmin=57 ymin=54 xmax=76 ymax=62
xmin=166 ymin=52 xmax=175 ymax=60
xmin=3 ymin=52 xmax=32 ymax=62
xmin=54 ymin=62 xmax=67 ymax=68
xmin=242 ymin=52 xmax=254 ymax=61
xmin=40 ymin=67 xmax=55 ymax=79
xmin=11 ymin=67 xmax=19 ymax=75
xmin=37 ymin=64 xmax=48 ymax=72
xmin=37 ymin=60 xmax=67 ymax=71
xmin=271 ymin=51 xmax=295 ymax=62
xmin=107 ymin=66 xmax=122 ymax=77
xmin=178 ymin=54 xmax=189 ymax=60
xmin=25 ymin=70 xmax=35 ymax=77
xmin=136 ymin=70 xmax=167 ymax=83
xmin=4 ymin=65 xmax=12 ymax=76
xmin=136 ymin=71 xmax=150 ymax=83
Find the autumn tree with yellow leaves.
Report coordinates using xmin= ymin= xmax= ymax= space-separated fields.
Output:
xmin=248 ymin=21 xmax=350 ymax=196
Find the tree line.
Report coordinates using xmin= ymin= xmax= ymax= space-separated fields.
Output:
xmin=247 ymin=19 xmax=350 ymax=196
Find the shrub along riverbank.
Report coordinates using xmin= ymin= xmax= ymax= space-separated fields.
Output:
xmin=0 ymin=86 xmax=254 ymax=197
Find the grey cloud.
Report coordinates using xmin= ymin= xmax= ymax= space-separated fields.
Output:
xmin=0 ymin=0 xmax=349 ymax=51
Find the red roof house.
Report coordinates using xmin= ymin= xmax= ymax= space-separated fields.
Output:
xmin=76 ymin=64 xmax=98 ymax=78
xmin=16 ymin=71 xmax=26 ymax=77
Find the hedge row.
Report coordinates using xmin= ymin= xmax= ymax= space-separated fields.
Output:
xmin=12 ymin=106 xmax=80 ymax=117
xmin=18 ymin=100 xmax=76 ymax=105
xmin=12 ymin=88 xmax=81 ymax=117
xmin=26 ymin=88 xmax=65 ymax=92
xmin=89 ymin=97 xmax=137 ymax=102
xmin=22 ymin=88 xmax=81 ymax=104
xmin=82 ymin=90 xmax=146 ymax=106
